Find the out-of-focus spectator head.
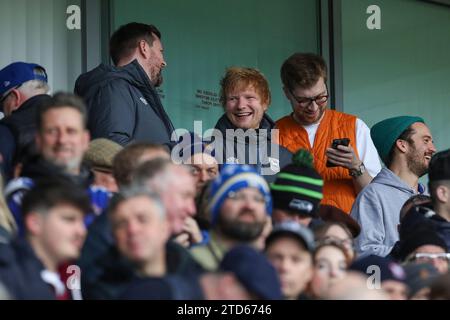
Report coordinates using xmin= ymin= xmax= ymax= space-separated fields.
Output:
xmin=404 ymin=263 xmax=440 ymax=300
xmin=175 ymin=132 xmax=218 ymax=195
xmin=399 ymin=194 xmax=432 ymax=221
xmin=318 ymin=205 xmax=361 ymax=238
xmin=35 ymin=92 xmax=90 ymax=175
xmin=207 ymin=164 xmax=272 ymax=243
xmin=84 ymin=138 xmax=123 ymax=192
xmin=131 ymin=159 xmax=196 ymax=236
xmin=398 ymin=226 xmax=448 ymax=274
xmin=349 ymin=255 xmax=408 ymax=300
xmin=428 ymin=149 xmax=450 ymax=212
xmin=113 ymin=142 xmax=170 ymax=188
xmin=110 ymin=22 xmax=166 ymax=87
xmin=108 ymin=187 xmax=169 ymax=276
xmin=219 ymin=67 xmax=271 ymax=129
xmin=220 ymin=245 xmax=283 ymax=300
xmin=265 ymin=221 xmax=315 ymax=299
xmin=271 ymin=149 xmax=323 ymax=227
xmin=0 ymin=62 xmax=49 ymax=116
xmin=21 ymin=178 xmax=90 ymax=270
xmin=313 ymin=221 xmax=356 ymax=261
xmin=309 ymin=239 xmax=351 ymax=299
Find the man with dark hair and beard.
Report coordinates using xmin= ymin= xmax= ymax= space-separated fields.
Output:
xmin=351 ymin=116 xmax=436 ymax=257
xmin=74 ymin=22 xmax=174 ymax=147
xmin=190 ymin=164 xmax=272 ymax=271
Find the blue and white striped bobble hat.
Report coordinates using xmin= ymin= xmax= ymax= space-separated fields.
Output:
xmin=207 ymin=164 xmax=272 ymax=225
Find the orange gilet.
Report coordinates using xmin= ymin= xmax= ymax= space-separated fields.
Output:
xmin=275 ymin=109 xmax=358 ymax=214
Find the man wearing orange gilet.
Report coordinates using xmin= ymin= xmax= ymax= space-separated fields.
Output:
xmin=275 ymin=53 xmax=381 ymax=214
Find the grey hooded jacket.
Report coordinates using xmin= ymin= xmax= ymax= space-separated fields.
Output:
xmin=350 ymin=167 xmax=426 ymax=257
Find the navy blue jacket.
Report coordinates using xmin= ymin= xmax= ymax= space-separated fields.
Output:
xmin=0 ymin=94 xmax=51 ymax=181
xmin=0 ymin=238 xmax=55 ymax=299
xmin=74 ymin=60 xmax=175 ymax=147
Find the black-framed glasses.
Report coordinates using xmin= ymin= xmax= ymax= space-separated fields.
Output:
xmin=289 ymin=84 xmax=329 ymax=108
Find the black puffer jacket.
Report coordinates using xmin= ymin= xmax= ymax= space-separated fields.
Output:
xmin=0 ymin=94 xmax=52 ymax=180
xmin=0 ymin=238 xmax=55 ymax=299
xmin=75 ymin=60 xmax=175 ymax=147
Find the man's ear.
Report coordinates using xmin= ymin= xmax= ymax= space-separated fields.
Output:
xmin=138 ymin=39 xmax=150 ymax=59
xmin=395 ymin=139 xmax=408 ymax=154
xmin=24 ymin=212 xmax=44 ymax=236
xmin=3 ymin=89 xmax=21 ymax=115
xmin=436 ymin=185 xmax=449 ymax=203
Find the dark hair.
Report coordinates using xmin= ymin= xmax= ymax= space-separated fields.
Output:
xmin=280 ymin=53 xmax=327 ymax=91
xmin=313 ymin=221 xmax=353 ymax=241
xmin=399 ymin=194 xmax=432 ymax=221
xmin=37 ymin=92 xmax=88 ymax=131
xmin=110 ymin=22 xmax=162 ymax=65
xmin=21 ymin=178 xmax=92 ymax=220
xmin=313 ymin=238 xmax=352 ymax=267
xmin=385 ymin=124 xmax=416 ymax=168
xmin=112 ymin=142 xmax=169 ymax=187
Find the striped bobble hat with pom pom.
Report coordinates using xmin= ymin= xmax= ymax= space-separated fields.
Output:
xmin=270 ymin=149 xmax=323 ymax=216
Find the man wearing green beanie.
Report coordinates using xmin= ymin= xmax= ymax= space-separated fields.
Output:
xmin=351 ymin=116 xmax=436 ymax=257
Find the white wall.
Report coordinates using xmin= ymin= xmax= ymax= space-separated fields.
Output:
xmin=0 ymin=0 xmax=82 ymax=94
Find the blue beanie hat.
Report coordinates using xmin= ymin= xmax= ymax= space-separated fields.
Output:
xmin=370 ymin=116 xmax=424 ymax=165
xmin=207 ymin=164 xmax=272 ymax=225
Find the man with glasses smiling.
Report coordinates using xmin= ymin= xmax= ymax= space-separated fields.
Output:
xmin=275 ymin=53 xmax=381 ymax=214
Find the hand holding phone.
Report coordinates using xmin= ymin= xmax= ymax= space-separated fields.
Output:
xmin=326 ymin=138 xmax=350 ymax=167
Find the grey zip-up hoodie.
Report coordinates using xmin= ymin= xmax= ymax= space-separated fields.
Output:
xmin=350 ymin=168 xmax=426 ymax=257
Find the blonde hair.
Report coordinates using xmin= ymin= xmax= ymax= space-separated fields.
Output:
xmin=0 ymin=175 xmax=17 ymax=235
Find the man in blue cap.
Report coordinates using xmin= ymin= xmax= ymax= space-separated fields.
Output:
xmin=0 ymin=62 xmax=51 ymax=180
xmin=351 ymin=116 xmax=436 ymax=257
xmin=190 ymin=164 xmax=272 ymax=271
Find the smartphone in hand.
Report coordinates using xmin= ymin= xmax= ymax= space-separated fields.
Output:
xmin=326 ymin=138 xmax=350 ymax=167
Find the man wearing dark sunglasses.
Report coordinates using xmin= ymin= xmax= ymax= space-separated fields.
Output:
xmin=275 ymin=53 xmax=381 ymax=214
